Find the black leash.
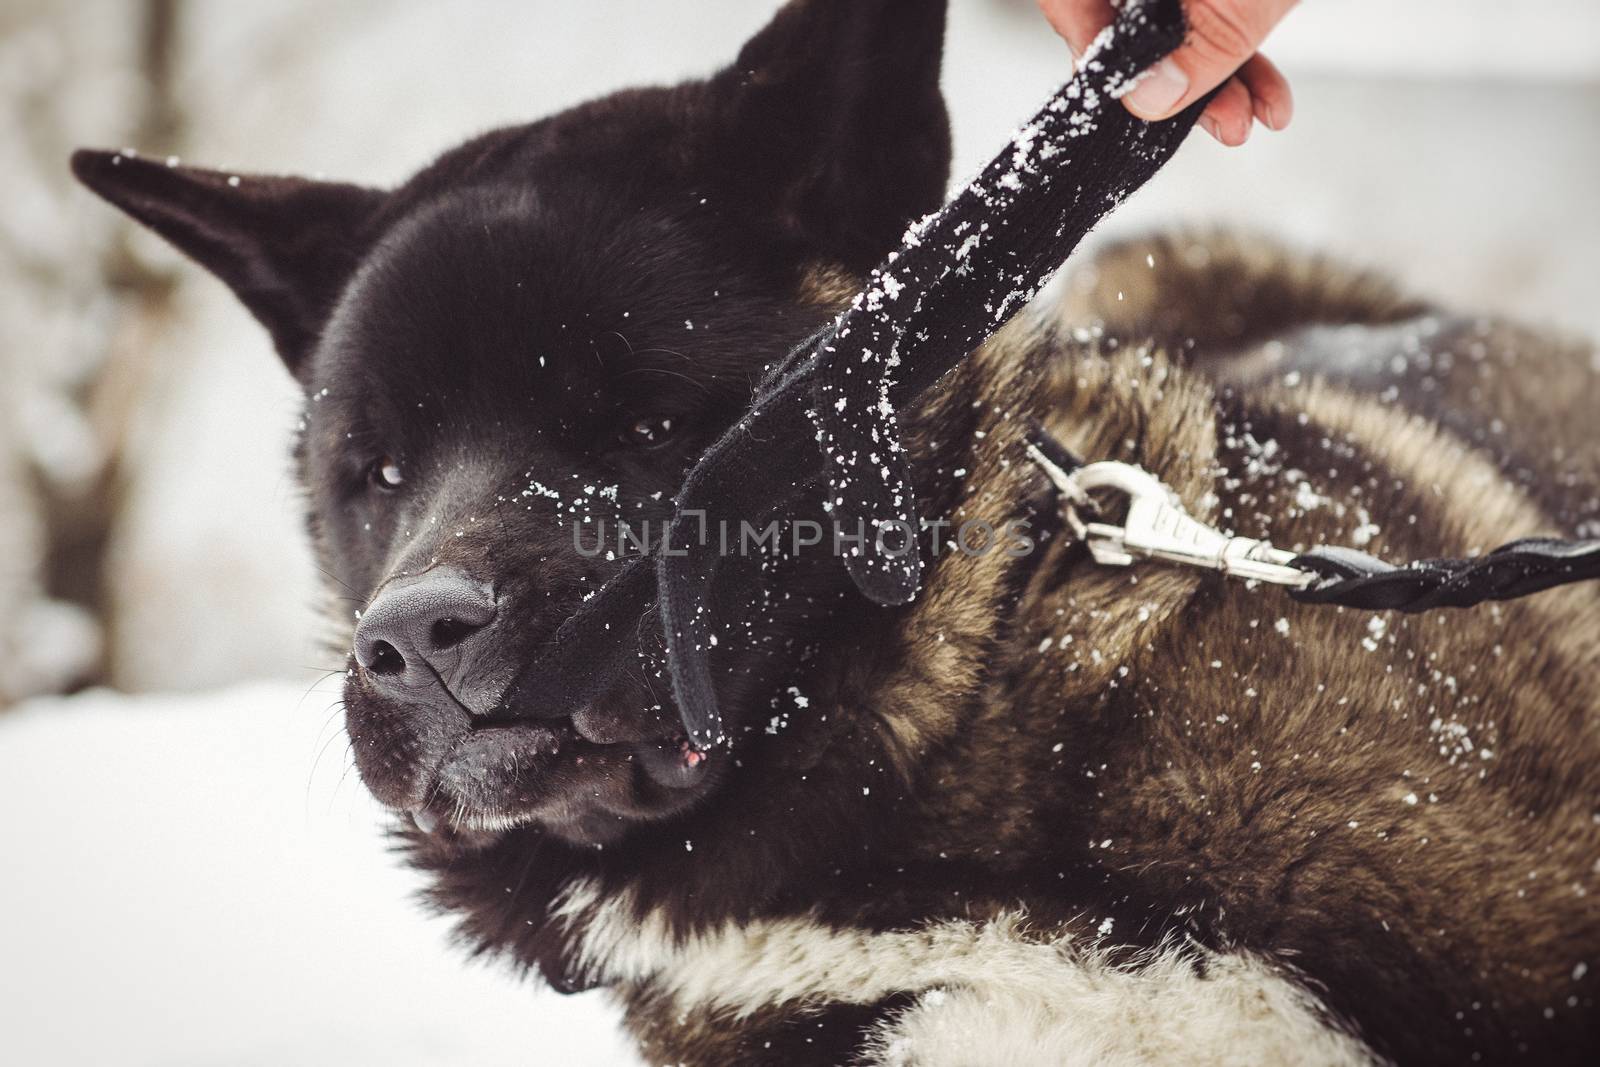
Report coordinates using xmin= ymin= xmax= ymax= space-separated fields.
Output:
xmin=499 ymin=0 xmax=1210 ymax=746
xmin=1026 ymin=424 xmax=1600 ymax=613
xmin=1290 ymin=541 xmax=1600 ymax=612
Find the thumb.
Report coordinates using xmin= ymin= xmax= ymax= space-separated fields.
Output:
xmin=1123 ymin=0 xmax=1296 ymax=120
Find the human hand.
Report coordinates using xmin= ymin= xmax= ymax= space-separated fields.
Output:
xmin=1037 ymin=0 xmax=1297 ymax=146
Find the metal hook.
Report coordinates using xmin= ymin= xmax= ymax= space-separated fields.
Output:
xmin=1027 ymin=452 xmax=1315 ymax=589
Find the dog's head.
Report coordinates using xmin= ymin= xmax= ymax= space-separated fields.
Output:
xmin=74 ymin=0 xmax=950 ymax=845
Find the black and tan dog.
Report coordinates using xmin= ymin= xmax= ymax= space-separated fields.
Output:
xmin=73 ymin=0 xmax=1598 ymax=1062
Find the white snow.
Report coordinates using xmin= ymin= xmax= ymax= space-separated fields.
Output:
xmin=0 ymin=682 xmax=640 ymax=1066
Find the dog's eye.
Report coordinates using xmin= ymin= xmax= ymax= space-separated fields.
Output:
xmin=619 ymin=415 xmax=676 ymax=449
xmin=370 ymin=457 xmax=404 ymax=490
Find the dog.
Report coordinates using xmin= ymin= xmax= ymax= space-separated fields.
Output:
xmin=74 ymin=0 xmax=1598 ymax=1062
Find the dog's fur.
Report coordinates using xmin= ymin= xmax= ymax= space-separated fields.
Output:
xmin=74 ymin=1 xmax=1598 ymax=1063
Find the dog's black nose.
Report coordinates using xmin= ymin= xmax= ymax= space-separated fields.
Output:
xmin=354 ymin=569 xmax=497 ymax=704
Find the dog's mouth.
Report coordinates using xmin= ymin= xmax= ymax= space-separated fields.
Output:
xmin=345 ymin=673 xmax=718 ymax=847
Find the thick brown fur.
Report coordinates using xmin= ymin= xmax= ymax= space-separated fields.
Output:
xmin=576 ymin=232 xmax=1599 ymax=1064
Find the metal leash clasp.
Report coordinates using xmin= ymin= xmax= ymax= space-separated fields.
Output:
xmin=1026 ymin=448 xmax=1315 ymax=589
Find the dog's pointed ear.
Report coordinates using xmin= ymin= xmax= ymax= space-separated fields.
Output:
xmin=71 ymin=149 xmax=385 ymax=376
xmin=713 ymin=0 xmax=951 ymax=273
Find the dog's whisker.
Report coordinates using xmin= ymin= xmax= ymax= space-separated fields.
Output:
xmin=306 ymin=713 xmax=353 ymax=796
xmin=324 ymin=739 xmax=359 ymax=814
xmin=313 ymin=564 xmax=361 ymax=598
xmin=613 ymin=365 xmax=713 ymax=396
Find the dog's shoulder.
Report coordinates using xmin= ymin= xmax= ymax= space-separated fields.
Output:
xmin=1066 ymin=230 xmax=1600 ymax=530
xmin=977 ymin=235 xmax=1600 ymax=1062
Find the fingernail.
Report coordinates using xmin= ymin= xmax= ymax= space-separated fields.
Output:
xmin=1261 ymin=104 xmax=1282 ymax=131
xmin=1124 ymin=57 xmax=1189 ymax=119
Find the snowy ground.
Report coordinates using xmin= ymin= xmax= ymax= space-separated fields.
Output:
xmin=0 ymin=683 xmax=641 ymax=1066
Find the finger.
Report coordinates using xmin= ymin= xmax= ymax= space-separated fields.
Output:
xmin=1198 ymin=75 xmax=1253 ymax=146
xmin=1237 ymin=52 xmax=1293 ymax=130
xmin=1036 ymin=0 xmax=1117 ymax=59
xmin=1124 ymin=0 xmax=1298 ymax=121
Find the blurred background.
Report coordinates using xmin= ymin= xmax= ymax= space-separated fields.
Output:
xmin=2 ymin=0 xmax=1596 ymax=1062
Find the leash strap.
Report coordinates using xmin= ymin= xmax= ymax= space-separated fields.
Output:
xmin=500 ymin=0 xmax=1205 ymax=746
xmin=1290 ymin=540 xmax=1600 ymax=612
xmin=810 ymin=0 xmax=1199 ymax=608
